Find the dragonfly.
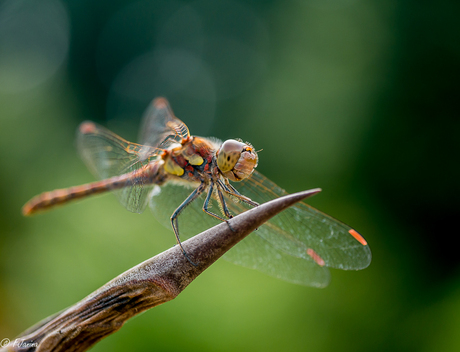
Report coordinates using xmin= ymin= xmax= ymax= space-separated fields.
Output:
xmin=23 ymin=97 xmax=371 ymax=287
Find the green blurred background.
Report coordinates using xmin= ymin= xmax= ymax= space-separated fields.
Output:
xmin=1 ymin=0 xmax=459 ymax=351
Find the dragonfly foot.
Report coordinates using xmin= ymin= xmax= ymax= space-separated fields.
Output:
xmin=225 ymin=219 xmax=236 ymax=233
xmin=182 ymin=249 xmax=198 ymax=267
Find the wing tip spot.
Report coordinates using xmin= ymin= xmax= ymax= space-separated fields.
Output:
xmin=80 ymin=122 xmax=96 ymax=134
xmin=307 ymin=248 xmax=325 ymax=267
xmin=348 ymin=229 xmax=367 ymax=246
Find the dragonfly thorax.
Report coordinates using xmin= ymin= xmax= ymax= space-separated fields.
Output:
xmin=216 ymin=139 xmax=258 ymax=182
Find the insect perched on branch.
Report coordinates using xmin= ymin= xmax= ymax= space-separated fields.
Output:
xmin=23 ymin=97 xmax=371 ymax=287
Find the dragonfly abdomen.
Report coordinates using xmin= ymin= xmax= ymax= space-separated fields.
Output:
xmin=22 ymin=162 xmax=164 ymax=216
xmin=22 ymin=177 xmax=129 ymax=216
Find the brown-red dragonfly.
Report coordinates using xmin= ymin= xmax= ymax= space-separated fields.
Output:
xmin=23 ymin=98 xmax=371 ymax=287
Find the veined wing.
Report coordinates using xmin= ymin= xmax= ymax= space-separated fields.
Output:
xmin=138 ymin=97 xmax=190 ymax=151
xmin=77 ymin=121 xmax=161 ymax=213
xmin=148 ymin=182 xmax=331 ymax=287
xmin=149 ymin=172 xmax=371 ymax=286
xmin=229 ymin=171 xmax=371 ymax=271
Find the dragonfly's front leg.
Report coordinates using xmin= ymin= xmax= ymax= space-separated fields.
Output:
xmin=218 ymin=179 xmax=259 ymax=207
xmin=171 ymin=181 xmax=207 ymax=266
xmin=219 ymin=178 xmax=260 ymax=232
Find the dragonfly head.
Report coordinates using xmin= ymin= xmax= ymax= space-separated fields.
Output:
xmin=216 ymin=139 xmax=258 ymax=182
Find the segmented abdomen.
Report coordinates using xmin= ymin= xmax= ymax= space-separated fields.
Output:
xmin=22 ymin=176 xmax=130 ymax=215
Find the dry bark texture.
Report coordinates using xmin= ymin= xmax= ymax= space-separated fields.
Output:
xmin=2 ymin=189 xmax=320 ymax=352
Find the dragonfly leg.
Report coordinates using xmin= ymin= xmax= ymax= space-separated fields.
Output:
xmin=220 ymin=179 xmax=260 ymax=231
xmin=217 ymin=183 xmax=233 ymax=219
xmin=221 ymin=179 xmax=240 ymax=195
xmin=203 ymin=181 xmax=236 ymax=232
xmin=202 ymin=181 xmax=227 ymax=222
xmin=219 ymin=179 xmax=259 ymax=207
xmin=219 ymin=195 xmax=236 ymax=233
xmin=170 ymin=181 xmax=207 ymax=266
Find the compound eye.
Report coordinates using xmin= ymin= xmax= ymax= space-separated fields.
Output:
xmin=216 ymin=139 xmax=246 ymax=172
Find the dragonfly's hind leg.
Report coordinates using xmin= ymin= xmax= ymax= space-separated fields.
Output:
xmin=170 ymin=181 xmax=207 ymax=266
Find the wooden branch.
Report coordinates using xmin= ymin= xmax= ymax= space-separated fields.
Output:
xmin=3 ymin=189 xmax=321 ymax=352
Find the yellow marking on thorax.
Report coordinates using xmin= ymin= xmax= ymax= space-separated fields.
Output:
xmin=164 ymin=157 xmax=184 ymax=176
xmin=181 ymin=141 xmax=205 ymax=166
xmin=185 ymin=154 xmax=204 ymax=166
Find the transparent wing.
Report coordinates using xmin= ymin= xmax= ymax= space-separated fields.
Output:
xmin=77 ymin=121 xmax=161 ymax=213
xmin=229 ymin=171 xmax=372 ymax=271
xmin=149 ymin=171 xmax=371 ymax=286
xmin=138 ymin=97 xmax=190 ymax=150
xmin=149 ymin=182 xmax=331 ymax=287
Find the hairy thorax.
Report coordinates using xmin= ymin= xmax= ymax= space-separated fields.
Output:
xmin=162 ymin=137 xmax=217 ymax=184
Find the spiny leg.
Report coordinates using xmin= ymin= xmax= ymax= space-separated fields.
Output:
xmin=217 ymin=179 xmax=233 ymax=193
xmin=217 ymin=187 xmax=232 ymax=219
xmin=171 ymin=181 xmax=207 ymax=266
xmin=218 ymin=179 xmax=259 ymax=207
xmin=202 ymin=181 xmax=227 ymax=222
xmin=217 ymin=186 xmax=238 ymax=232
xmin=220 ymin=179 xmax=260 ymax=231
xmin=203 ymin=181 xmax=236 ymax=232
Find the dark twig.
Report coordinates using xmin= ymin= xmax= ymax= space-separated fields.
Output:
xmin=3 ymin=189 xmax=321 ymax=352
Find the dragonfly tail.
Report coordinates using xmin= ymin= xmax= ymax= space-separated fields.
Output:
xmin=22 ymin=177 xmax=127 ymax=216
